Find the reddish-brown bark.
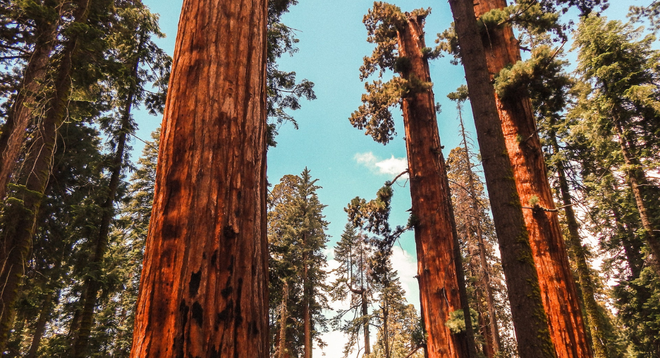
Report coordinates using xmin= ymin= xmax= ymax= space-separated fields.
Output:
xmin=472 ymin=1 xmax=592 ymax=357
xmin=447 ymin=0 xmax=556 ymax=356
xmin=0 ymin=0 xmax=60 ymax=201
xmin=129 ymin=0 xmax=269 ymax=357
xmin=396 ymin=12 xmax=473 ymax=358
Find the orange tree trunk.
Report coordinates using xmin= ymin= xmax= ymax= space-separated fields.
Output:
xmin=128 ymin=0 xmax=269 ymax=357
xmin=397 ymin=13 xmax=473 ymax=358
xmin=447 ymin=0 xmax=556 ymax=357
xmin=472 ymin=1 xmax=591 ymax=357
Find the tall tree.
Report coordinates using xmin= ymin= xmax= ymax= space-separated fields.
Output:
xmin=450 ymin=1 xmax=594 ymax=356
xmin=350 ymin=3 xmax=475 ymax=356
xmin=573 ymin=15 xmax=660 ymax=275
xmin=447 ymin=86 xmax=503 ymax=358
xmin=330 ymin=224 xmax=373 ymax=357
xmin=71 ymin=3 xmax=168 ymax=356
xmin=0 ymin=0 xmax=103 ymax=350
xmin=129 ymin=0 xmax=270 ymax=356
xmin=267 ymin=170 xmax=330 ymax=358
xmin=0 ymin=0 xmax=62 ymax=201
xmin=446 ymin=0 xmax=555 ymax=356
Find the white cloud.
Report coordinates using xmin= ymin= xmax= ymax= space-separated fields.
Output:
xmin=391 ymin=246 xmax=420 ymax=310
xmin=354 ymin=152 xmax=408 ymax=179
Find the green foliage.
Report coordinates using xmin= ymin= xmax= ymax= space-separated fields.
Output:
xmin=445 ymin=309 xmax=478 ymax=334
xmin=266 ymin=0 xmax=316 ymax=139
xmin=351 ymin=2 xmax=435 ymax=145
xmin=629 ymin=1 xmax=660 ymax=33
xmin=268 ymin=169 xmax=330 ymax=356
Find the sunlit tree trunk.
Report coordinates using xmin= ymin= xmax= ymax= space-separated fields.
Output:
xmin=0 ymin=0 xmax=92 ymax=351
xmin=278 ymin=282 xmax=289 ymax=358
xmin=396 ymin=12 xmax=474 ymax=358
xmin=469 ymin=1 xmax=592 ymax=357
xmin=129 ymin=0 xmax=269 ymax=356
xmin=447 ymin=0 xmax=556 ymax=356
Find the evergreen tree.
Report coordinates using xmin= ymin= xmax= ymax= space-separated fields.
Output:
xmin=330 ymin=224 xmax=374 ymax=357
xmin=268 ymin=169 xmax=330 ymax=358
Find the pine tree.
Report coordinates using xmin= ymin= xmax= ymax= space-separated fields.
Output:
xmin=330 ymin=224 xmax=374 ymax=357
xmin=573 ymin=14 xmax=660 ymax=276
xmin=268 ymin=170 xmax=330 ymax=358
xmin=350 ymin=3 xmax=475 ymax=356
xmin=0 ymin=0 xmax=111 ymax=350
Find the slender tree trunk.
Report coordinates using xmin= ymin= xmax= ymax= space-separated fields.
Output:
xmin=469 ymin=1 xmax=591 ymax=356
xmin=395 ymin=12 xmax=474 ymax=358
xmin=383 ymin=305 xmax=390 ymax=358
xmin=303 ymin=252 xmax=312 ymax=358
xmin=0 ymin=0 xmax=61 ymax=201
xmin=0 ymin=0 xmax=92 ymax=351
xmin=447 ymin=0 xmax=556 ymax=356
xmin=72 ymin=39 xmax=143 ymax=358
xmin=26 ymin=292 xmax=56 ymax=358
xmin=614 ymin=120 xmax=660 ymax=274
xmin=547 ymin=127 xmax=610 ymax=358
xmin=459 ymin=105 xmax=502 ymax=357
xmin=278 ymin=281 xmax=289 ymax=358
xmin=362 ymin=290 xmax=370 ymax=356
xmin=129 ymin=0 xmax=269 ymax=356
xmin=475 ymin=226 xmax=499 ymax=358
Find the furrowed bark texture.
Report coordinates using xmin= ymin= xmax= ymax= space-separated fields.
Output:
xmin=0 ymin=0 xmax=91 ymax=351
xmin=472 ymin=1 xmax=592 ymax=357
xmin=129 ymin=0 xmax=269 ymax=357
xmin=447 ymin=0 xmax=556 ymax=357
xmin=397 ymin=13 xmax=472 ymax=358
xmin=0 ymin=1 xmax=60 ymax=201
xmin=548 ymin=127 xmax=609 ymax=358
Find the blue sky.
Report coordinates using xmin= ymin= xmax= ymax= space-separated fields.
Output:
xmin=135 ymin=0 xmax=645 ymax=356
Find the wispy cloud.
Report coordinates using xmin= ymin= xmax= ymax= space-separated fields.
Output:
xmin=354 ymin=152 xmax=408 ymax=178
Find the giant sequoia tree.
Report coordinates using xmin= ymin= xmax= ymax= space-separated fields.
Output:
xmin=129 ymin=0 xmax=270 ymax=356
xmin=470 ymin=1 xmax=591 ymax=355
xmin=350 ymin=3 xmax=474 ymax=357
xmin=446 ymin=0 xmax=556 ymax=356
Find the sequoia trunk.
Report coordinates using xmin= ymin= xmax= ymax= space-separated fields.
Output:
xmin=0 ymin=0 xmax=92 ymax=351
xmin=447 ymin=0 xmax=556 ymax=356
xmin=396 ymin=13 xmax=473 ymax=358
xmin=129 ymin=0 xmax=269 ymax=357
xmin=470 ymin=1 xmax=591 ymax=357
